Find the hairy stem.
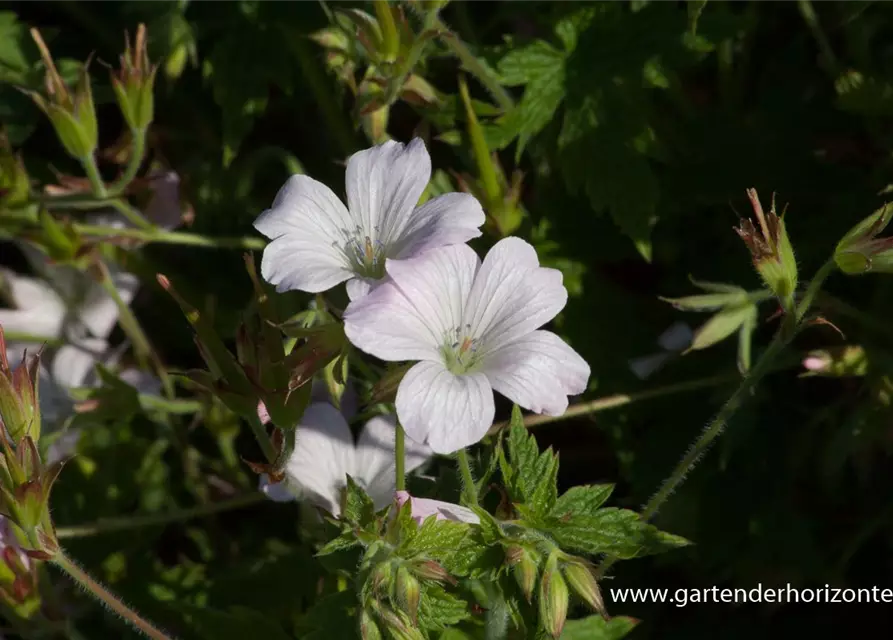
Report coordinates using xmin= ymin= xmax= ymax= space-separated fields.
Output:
xmin=56 ymin=492 xmax=267 ymax=539
xmin=52 ymin=550 xmax=174 ymax=640
xmin=456 ymin=448 xmax=478 ymax=506
xmin=80 ymin=154 xmax=108 ymax=199
xmin=75 ymin=223 xmax=266 ymax=250
xmin=109 ymin=128 xmax=147 ymax=196
xmin=395 ymin=422 xmax=406 ymax=491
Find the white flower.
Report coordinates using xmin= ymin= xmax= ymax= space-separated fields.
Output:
xmin=343 ymin=237 xmax=590 ymax=454
xmin=394 ymin=491 xmax=480 ymax=525
xmin=254 ymin=138 xmax=485 ymax=300
xmin=627 ymin=321 xmax=692 ymax=380
xmin=270 ymin=403 xmax=432 ymax=515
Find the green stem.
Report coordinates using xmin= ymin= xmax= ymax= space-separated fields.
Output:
xmin=596 ymin=259 xmax=836 ymax=578
xmin=75 ymin=223 xmax=267 ymax=250
xmin=51 ymin=550 xmax=174 ymax=640
xmin=56 ymin=492 xmax=267 ymax=539
xmin=109 ymin=128 xmax=147 ymax=196
xmin=434 ymin=17 xmax=514 ymax=112
xmin=796 ymin=0 xmax=839 ymax=77
xmin=395 ymin=422 xmax=406 ymax=491
xmin=247 ymin=412 xmax=278 ymax=464
xmin=80 ymin=154 xmax=108 ymax=199
xmin=456 ymin=448 xmax=478 ymax=506
xmin=108 ymin=198 xmax=154 ymax=231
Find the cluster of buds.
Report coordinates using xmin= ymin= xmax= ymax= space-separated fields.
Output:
xmin=25 ymin=29 xmax=98 ymax=161
xmin=111 ymin=23 xmax=158 ymax=133
xmin=0 ymin=517 xmax=41 ymax=618
xmin=504 ymin=544 xmax=606 ymax=638
xmin=734 ymin=189 xmax=798 ymax=314
xmin=802 ymin=345 xmax=867 ymax=377
xmin=834 ymin=203 xmax=893 ymax=275
xmin=311 ymin=1 xmax=440 ymax=142
xmin=158 ymin=258 xmax=345 ymax=474
xmin=0 ymin=328 xmax=62 ymax=562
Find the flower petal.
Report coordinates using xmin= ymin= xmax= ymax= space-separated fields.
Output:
xmin=255 ymin=175 xmax=356 ymax=293
xmin=482 ymin=330 xmax=589 ymax=416
xmin=345 ymin=276 xmax=375 ymax=301
xmin=390 ymin=192 xmax=485 ymax=259
xmin=395 ymin=491 xmax=481 ymax=525
xmin=355 ymin=415 xmax=432 ymax=508
xmin=50 ymin=338 xmax=107 ymax=389
xmin=395 ymin=361 xmax=494 ymax=454
xmin=345 ymin=138 xmax=430 ymax=246
xmin=259 ymin=474 xmax=296 ymax=502
xmin=78 ymin=270 xmax=139 ymax=339
xmin=0 ymin=269 xmax=66 ymax=338
xmin=284 ymin=403 xmax=355 ymax=515
xmin=464 ymin=237 xmax=567 ymax=354
xmin=344 ymin=244 xmax=480 ymax=363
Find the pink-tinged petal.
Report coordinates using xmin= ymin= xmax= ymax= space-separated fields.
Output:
xmin=355 ymin=415 xmax=433 ymax=508
xmin=482 ymin=330 xmax=589 ymax=416
xmin=255 ymin=175 xmax=356 ymax=293
xmin=257 ymin=400 xmax=271 ymax=425
xmin=390 ymin=192 xmax=485 ymax=259
xmin=284 ymin=403 xmax=355 ymax=515
xmin=395 ymin=491 xmax=480 ymax=525
xmin=395 ymin=361 xmax=494 ymax=454
xmin=463 ymin=237 xmax=567 ymax=354
xmin=345 ymin=138 xmax=430 ymax=245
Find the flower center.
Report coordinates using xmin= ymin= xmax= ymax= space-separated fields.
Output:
xmin=441 ymin=325 xmax=481 ymax=374
xmin=335 ymin=225 xmax=387 ymax=279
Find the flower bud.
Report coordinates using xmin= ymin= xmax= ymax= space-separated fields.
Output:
xmin=562 ymin=558 xmax=606 ymax=616
xmin=410 ymin=559 xmax=454 ymax=585
xmin=802 ymin=345 xmax=867 ymax=377
xmin=734 ymin=189 xmax=798 ymax=313
xmin=370 ymin=561 xmax=394 ymax=596
xmin=0 ymin=328 xmax=41 ymax=444
xmin=375 ymin=603 xmax=424 ymax=640
xmin=394 ymin=565 xmax=421 ymax=623
xmin=26 ymin=29 xmax=98 ymax=160
xmin=505 ymin=544 xmax=539 ymax=602
xmin=0 ymin=132 xmax=30 ymax=209
xmin=834 ymin=203 xmax=893 ymax=275
xmin=111 ymin=24 xmax=158 ymax=132
xmin=359 ymin=608 xmax=383 ymax=640
xmin=539 ymin=552 xmax=569 ymax=638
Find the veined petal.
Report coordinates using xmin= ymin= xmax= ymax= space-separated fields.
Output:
xmin=464 ymin=237 xmax=567 ymax=354
xmin=355 ymin=415 xmax=432 ymax=508
xmin=482 ymin=330 xmax=589 ymax=416
xmin=345 ymin=138 xmax=430 ymax=246
xmin=390 ymin=192 xmax=485 ymax=259
xmin=255 ymin=175 xmax=356 ymax=293
xmin=345 ymin=276 xmax=375 ymax=301
xmin=284 ymin=403 xmax=355 ymax=515
xmin=395 ymin=491 xmax=481 ymax=524
xmin=395 ymin=361 xmax=494 ymax=454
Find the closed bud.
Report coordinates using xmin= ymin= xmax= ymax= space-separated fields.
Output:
xmin=26 ymin=29 xmax=98 ymax=160
xmin=0 ymin=132 xmax=30 ymax=209
xmin=834 ymin=203 xmax=893 ymax=275
xmin=371 ymin=561 xmax=394 ymax=596
xmin=377 ymin=604 xmax=424 ymax=640
xmin=539 ymin=552 xmax=569 ymax=638
xmin=0 ymin=328 xmax=41 ymax=444
xmin=111 ymin=24 xmax=158 ymax=132
xmin=359 ymin=608 xmax=383 ymax=640
xmin=802 ymin=345 xmax=867 ymax=377
xmin=562 ymin=558 xmax=606 ymax=616
xmin=505 ymin=544 xmax=539 ymax=602
xmin=410 ymin=559 xmax=454 ymax=584
xmin=734 ymin=189 xmax=798 ymax=313
xmin=394 ymin=565 xmax=421 ymax=623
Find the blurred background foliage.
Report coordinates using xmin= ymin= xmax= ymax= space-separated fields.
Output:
xmin=2 ymin=0 xmax=893 ymax=637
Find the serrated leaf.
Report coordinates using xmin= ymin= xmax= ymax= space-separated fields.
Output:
xmin=471 ymin=506 xmax=505 ymax=544
xmin=551 ymin=508 xmax=691 ymax=559
xmin=402 ymin=515 xmax=471 ymax=559
xmin=560 ymin=615 xmax=639 ymax=640
xmin=418 ymin=584 xmax=469 ymax=631
xmin=342 ymin=474 xmax=375 ymax=525
xmin=316 ymin=530 xmax=360 ymax=556
xmin=551 ymin=485 xmax=614 ymax=519
xmin=502 ymin=410 xmax=559 ymax=516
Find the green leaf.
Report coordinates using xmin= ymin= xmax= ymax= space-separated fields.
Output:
xmin=685 ymin=304 xmax=755 ymax=353
xmin=418 ymin=584 xmax=470 ymax=631
xmin=342 ymin=474 xmax=375 ymax=525
xmin=560 ymin=615 xmax=639 ymax=640
xmin=401 ymin=515 xmax=471 ymax=559
xmin=551 ymin=508 xmax=691 ymax=559
xmin=316 ymin=530 xmax=360 ymax=556
xmin=501 ymin=408 xmax=559 ymax=517
xmin=471 ymin=506 xmax=505 ymax=544
xmin=551 ymin=485 xmax=614 ymax=519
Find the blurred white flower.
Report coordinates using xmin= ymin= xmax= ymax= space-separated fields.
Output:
xmin=627 ymin=321 xmax=693 ymax=380
xmin=394 ymin=491 xmax=480 ymax=525
xmin=254 ymin=138 xmax=485 ymax=300
xmin=263 ymin=403 xmax=432 ymax=516
xmin=343 ymin=237 xmax=590 ymax=454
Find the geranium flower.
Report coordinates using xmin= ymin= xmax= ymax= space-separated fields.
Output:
xmin=271 ymin=403 xmax=432 ymax=515
xmin=254 ymin=138 xmax=485 ymax=300
xmin=395 ymin=491 xmax=480 ymax=525
xmin=343 ymin=237 xmax=590 ymax=453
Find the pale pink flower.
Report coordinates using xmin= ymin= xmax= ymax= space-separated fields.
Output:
xmin=395 ymin=491 xmax=480 ymax=525
xmin=254 ymin=138 xmax=485 ymax=300
xmin=343 ymin=237 xmax=590 ymax=454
